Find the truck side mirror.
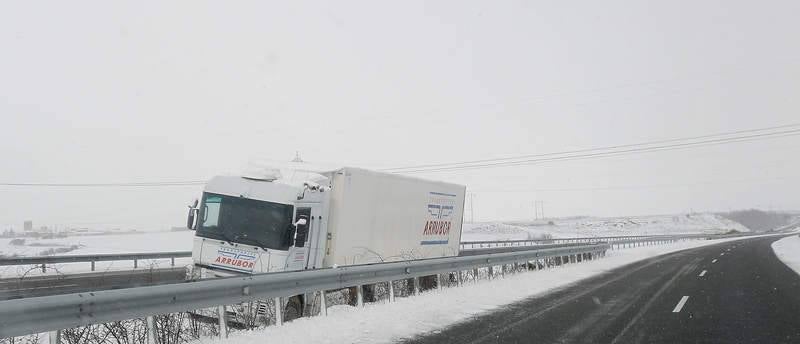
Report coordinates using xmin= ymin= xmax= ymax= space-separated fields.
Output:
xmin=187 ymin=199 xmax=199 ymax=230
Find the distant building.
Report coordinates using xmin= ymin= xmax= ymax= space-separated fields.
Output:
xmin=23 ymin=220 xmax=33 ymax=232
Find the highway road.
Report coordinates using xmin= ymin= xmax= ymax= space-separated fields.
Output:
xmin=406 ymin=235 xmax=800 ymax=344
xmin=0 ymin=267 xmax=187 ymax=300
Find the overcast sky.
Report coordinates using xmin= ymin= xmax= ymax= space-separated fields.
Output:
xmin=1 ymin=1 xmax=799 ymax=230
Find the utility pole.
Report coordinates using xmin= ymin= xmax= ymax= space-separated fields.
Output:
xmin=469 ymin=193 xmax=475 ymax=223
xmin=540 ymin=201 xmax=545 ymax=220
xmin=533 ymin=200 xmax=545 ymax=221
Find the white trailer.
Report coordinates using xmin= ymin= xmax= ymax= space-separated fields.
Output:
xmin=188 ymin=165 xmax=466 ymax=279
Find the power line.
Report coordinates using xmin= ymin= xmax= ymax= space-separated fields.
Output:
xmin=385 ymin=123 xmax=800 ymax=172
xmin=386 ymin=125 xmax=800 ymax=174
xmin=467 ymin=175 xmax=795 ymax=193
xmin=0 ymin=181 xmax=207 ymax=187
xmin=4 ymin=124 xmax=799 ymax=187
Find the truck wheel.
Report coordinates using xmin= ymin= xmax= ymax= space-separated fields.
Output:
xmin=419 ymin=275 xmax=438 ymax=291
xmin=284 ymin=295 xmax=304 ymax=321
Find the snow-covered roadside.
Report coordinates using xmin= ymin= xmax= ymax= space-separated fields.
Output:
xmin=771 ymin=235 xmax=800 ymax=276
xmin=203 ymin=235 xmax=769 ymax=344
xmin=0 ymin=231 xmax=194 ymax=278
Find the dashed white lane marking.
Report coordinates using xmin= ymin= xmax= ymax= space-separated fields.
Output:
xmin=699 ymin=270 xmax=707 ymax=277
xmin=720 ymin=253 xmax=725 ymax=256
xmin=673 ymin=296 xmax=690 ymax=313
xmin=712 ymin=259 xmax=718 ymax=263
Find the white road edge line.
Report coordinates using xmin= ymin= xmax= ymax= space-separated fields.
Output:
xmin=712 ymin=259 xmax=718 ymax=263
xmin=699 ymin=270 xmax=707 ymax=277
xmin=672 ymin=296 xmax=690 ymax=313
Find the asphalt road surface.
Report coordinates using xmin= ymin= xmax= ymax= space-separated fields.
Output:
xmin=0 ymin=267 xmax=187 ymax=300
xmin=406 ymin=235 xmax=800 ymax=344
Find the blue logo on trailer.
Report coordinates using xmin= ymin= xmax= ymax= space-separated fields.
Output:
xmin=421 ymin=191 xmax=457 ymax=245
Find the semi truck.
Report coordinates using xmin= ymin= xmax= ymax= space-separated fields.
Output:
xmin=187 ymin=164 xmax=466 ymax=280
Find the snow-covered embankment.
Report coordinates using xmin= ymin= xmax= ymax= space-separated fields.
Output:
xmin=771 ymin=235 xmax=800 ymax=276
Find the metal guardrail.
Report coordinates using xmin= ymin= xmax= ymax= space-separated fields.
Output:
xmin=459 ymin=234 xmax=713 ymax=250
xmin=0 ymin=233 xmax=720 ymax=273
xmin=0 ymin=243 xmax=610 ymax=339
xmin=0 ymin=251 xmax=192 ymax=272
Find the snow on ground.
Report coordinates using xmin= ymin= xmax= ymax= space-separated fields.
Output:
xmin=0 ymin=212 xmax=747 ymax=278
xmin=771 ymin=234 xmax=800 ymax=276
xmin=0 ymin=231 xmax=194 ymax=278
xmin=461 ymin=213 xmax=748 ymax=242
xmin=200 ymin=235 xmax=768 ymax=344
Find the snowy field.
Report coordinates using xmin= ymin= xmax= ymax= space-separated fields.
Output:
xmin=198 ymin=235 xmax=772 ymax=344
xmin=771 ymin=234 xmax=800 ymax=276
xmin=0 ymin=231 xmax=194 ymax=278
xmin=461 ymin=213 xmax=748 ymax=242
xmin=0 ymin=212 xmax=747 ymax=278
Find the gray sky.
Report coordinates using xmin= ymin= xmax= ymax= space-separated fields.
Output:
xmin=1 ymin=1 xmax=799 ymax=229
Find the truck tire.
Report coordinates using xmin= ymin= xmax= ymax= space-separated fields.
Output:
xmin=284 ymin=295 xmax=304 ymax=321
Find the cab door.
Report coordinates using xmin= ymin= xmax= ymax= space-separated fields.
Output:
xmin=285 ymin=207 xmax=313 ymax=271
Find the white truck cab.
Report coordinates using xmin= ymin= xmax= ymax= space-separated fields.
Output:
xmin=188 ymin=164 xmax=465 ymax=280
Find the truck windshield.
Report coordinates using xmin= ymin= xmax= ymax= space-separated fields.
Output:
xmin=196 ymin=192 xmax=294 ymax=251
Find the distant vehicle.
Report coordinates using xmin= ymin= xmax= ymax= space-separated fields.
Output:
xmin=186 ymin=163 xmax=466 ymax=316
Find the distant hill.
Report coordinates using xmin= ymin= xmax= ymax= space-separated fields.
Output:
xmin=718 ymin=209 xmax=795 ymax=232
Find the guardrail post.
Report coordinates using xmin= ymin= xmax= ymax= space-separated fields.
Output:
xmin=457 ymin=271 xmax=463 ymax=286
xmin=320 ymin=290 xmax=328 ymax=316
xmin=41 ymin=263 xmax=46 ymax=273
xmin=217 ymin=305 xmax=228 ymax=338
xmin=171 ymin=257 xmax=175 ymax=266
xmin=501 ymin=265 xmax=505 ymax=278
xmin=91 ymin=261 xmax=95 ymax=271
xmin=473 ymin=268 xmax=479 ymax=281
xmin=488 ymin=266 xmax=494 ymax=279
xmin=357 ymin=285 xmax=364 ymax=307
xmin=388 ymin=280 xmax=396 ymax=302
xmin=413 ymin=277 xmax=420 ymax=295
xmin=146 ymin=316 xmax=156 ymax=344
xmin=49 ymin=330 xmax=61 ymax=344
xmin=134 ymin=259 xmax=138 ymax=269
xmin=436 ymin=274 xmax=442 ymax=289
xmin=274 ymin=297 xmax=283 ymax=326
